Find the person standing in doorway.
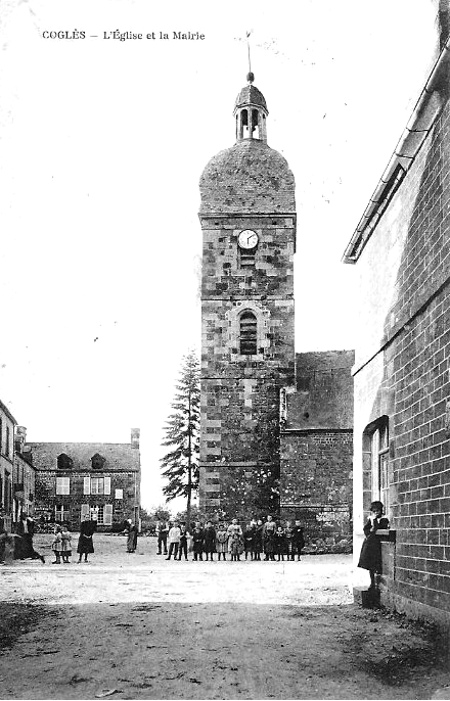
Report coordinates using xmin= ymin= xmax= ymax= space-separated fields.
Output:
xmin=358 ymin=501 xmax=389 ymax=590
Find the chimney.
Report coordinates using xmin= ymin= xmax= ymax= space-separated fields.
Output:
xmin=14 ymin=426 xmax=27 ymax=453
xmin=131 ymin=428 xmax=140 ymax=449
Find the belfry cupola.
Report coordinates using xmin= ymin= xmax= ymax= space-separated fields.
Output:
xmin=234 ymin=72 xmax=268 ymax=142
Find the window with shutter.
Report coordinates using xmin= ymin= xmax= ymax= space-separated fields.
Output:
xmin=239 ymin=311 xmax=257 ymax=355
xmin=83 ymin=476 xmax=90 ymax=495
xmin=91 ymin=477 xmax=104 ymax=495
xmin=104 ymin=504 xmax=113 ymax=526
xmin=104 ymin=476 xmax=111 ymax=495
xmin=81 ymin=504 xmax=90 ymax=520
xmin=56 ymin=477 xmax=70 ymax=495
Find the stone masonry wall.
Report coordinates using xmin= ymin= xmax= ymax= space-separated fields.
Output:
xmin=34 ymin=471 xmax=138 ymax=531
xmin=199 ymin=215 xmax=296 ymax=517
xmin=280 ymin=432 xmax=353 ymax=550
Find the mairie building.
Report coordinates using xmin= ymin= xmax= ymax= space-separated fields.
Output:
xmin=21 ymin=428 xmax=141 ymax=531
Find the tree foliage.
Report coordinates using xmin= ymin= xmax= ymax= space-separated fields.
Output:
xmin=160 ymin=350 xmax=200 ymax=523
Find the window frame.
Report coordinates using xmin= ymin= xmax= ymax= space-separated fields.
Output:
xmin=239 ymin=311 xmax=258 ymax=356
xmin=56 ymin=476 xmax=70 ymax=496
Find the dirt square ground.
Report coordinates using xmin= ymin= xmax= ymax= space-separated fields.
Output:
xmin=0 ymin=534 xmax=449 ymax=700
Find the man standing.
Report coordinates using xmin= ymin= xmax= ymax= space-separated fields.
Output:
xmin=292 ymin=519 xmax=305 ymax=561
xmin=156 ymin=520 xmax=169 ymax=555
xmin=166 ymin=521 xmax=181 ymax=560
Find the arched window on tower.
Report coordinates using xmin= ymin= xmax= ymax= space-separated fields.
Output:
xmin=241 ymin=108 xmax=249 ymax=139
xmin=252 ymin=109 xmax=260 ymax=139
xmin=240 ymin=311 xmax=257 ymax=355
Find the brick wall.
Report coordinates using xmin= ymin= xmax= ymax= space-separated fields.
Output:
xmin=352 ymin=87 xmax=450 ymax=618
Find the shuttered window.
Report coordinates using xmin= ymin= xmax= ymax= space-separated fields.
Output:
xmin=240 ymin=312 xmax=257 ymax=355
xmin=56 ymin=477 xmax=70 ymax=495
xmin=104 ymin=504 xmax=113 ymax=526
xmin=83 ymin=476 xmax=90 ymax=495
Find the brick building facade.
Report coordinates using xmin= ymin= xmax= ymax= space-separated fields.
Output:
xmin=26 ymin=429 xmax=141 ymax=531
xmin=198 ymin=73 xmax=354 ymax=542
xmin=344 ymin=22 xmax=450 ymax=624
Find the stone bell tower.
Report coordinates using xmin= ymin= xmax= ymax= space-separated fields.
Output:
xmin=198 ymin=72 xmax=296 ymax=519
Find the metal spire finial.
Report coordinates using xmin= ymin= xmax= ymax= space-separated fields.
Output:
xmin=246 ymin=30 xmax=254 ymax=84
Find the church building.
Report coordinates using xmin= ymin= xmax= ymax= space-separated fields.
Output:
xmin=198 ymin=72 xmax=354 ymax=547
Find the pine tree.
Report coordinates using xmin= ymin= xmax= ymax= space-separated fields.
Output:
xmin=160 ymin=350 xmax=200 ymax=527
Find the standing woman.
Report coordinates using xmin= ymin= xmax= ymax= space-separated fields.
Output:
xmin=262 ymin=515 xmax=277 ymax=561
xmin=358 ymin=501 xmax=389 ymax=590
xmin=203 ymin=521 xmax=216 ymax=561
xmin=125 ymin=519 xmax=138 ymax=553
xmin=77 ymin=514 xmax=96 ymax=563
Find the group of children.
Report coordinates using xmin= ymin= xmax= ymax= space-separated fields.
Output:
xmin=160 ymin=516 xmax=306 ymax=562
xmin=50 ymin=524 xmax=73 ymax=563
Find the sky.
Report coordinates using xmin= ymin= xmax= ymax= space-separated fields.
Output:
xmin=0 ymin=0 xmax=441 ymax=510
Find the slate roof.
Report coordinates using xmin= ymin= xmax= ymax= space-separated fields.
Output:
xmin=234 ymin=84 xmax=268 ymax=112
xmin=25 ymin=442 xmax=140 ymax=472
xmin=199 ymin=139 xmax=295 ymax=215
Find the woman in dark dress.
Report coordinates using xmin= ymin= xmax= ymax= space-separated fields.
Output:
xmin=125 ymin=519 xmax=138 ymax=553
xmin=16 ymin=513 xmax=45 ymax=563
xmin=203 ymin=521 xmax=216 ymax=561
xmin=358 ymin=500 xmax=389 ymax=589
xmin=77 ymin=515 xmax=97 ymax=563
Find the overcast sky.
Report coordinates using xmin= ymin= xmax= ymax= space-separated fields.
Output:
xmin=0 ymin=0 xmax=441 ymax=509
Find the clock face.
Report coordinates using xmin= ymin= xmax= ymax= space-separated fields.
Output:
xmin=238 ymin=230 xmax=259 ymax=249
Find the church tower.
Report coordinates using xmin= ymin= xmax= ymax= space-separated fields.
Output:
xmin=198 ymin=72 xmax=296 ymax=519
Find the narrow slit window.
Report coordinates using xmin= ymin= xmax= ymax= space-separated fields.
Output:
xmin=240 ymin=312 xmax=257 ymax=355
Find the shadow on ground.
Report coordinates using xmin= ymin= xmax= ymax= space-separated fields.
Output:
xmin=0 ymin=601 xmax=448 ymax=700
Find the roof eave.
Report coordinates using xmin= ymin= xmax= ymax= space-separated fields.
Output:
xmin=342 ymin=37 xmax=450 ymax=265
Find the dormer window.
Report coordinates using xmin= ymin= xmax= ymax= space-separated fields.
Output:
xmin=57 ymin=453 xmax=73 ymax=470
xmin=91 ymin=453 xmax=106 ymax=470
